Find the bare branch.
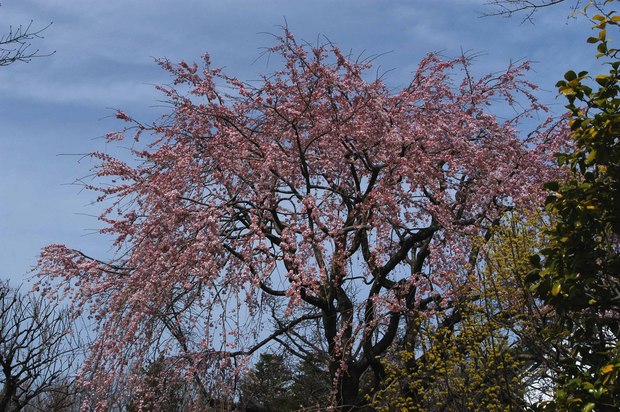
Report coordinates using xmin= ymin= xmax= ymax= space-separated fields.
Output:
xmin=481 ymin=0 xmax=596 ymax=23
xmin=0 ymin=282 xmax=81 ymax=411
xmin=0 ymin=19 xmax=54 ymax=67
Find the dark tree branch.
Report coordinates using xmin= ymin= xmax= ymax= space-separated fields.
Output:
xmin=0 ymin=19 xmax=54 ymax=67
xmin=481 ymin=0 xmax=592 ymax=23
xmin=0 ymin=282 xmax=80 ymax=412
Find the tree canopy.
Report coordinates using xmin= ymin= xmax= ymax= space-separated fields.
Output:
xmin=36 ymin=29 xmax=568 ymax=410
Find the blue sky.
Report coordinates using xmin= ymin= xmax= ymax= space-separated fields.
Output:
xmin=0 ymin=1 xmax=599 ymax=284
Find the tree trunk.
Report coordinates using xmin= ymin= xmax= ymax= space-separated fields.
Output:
xmin=335 ymin=364 xmax=360 ymax=411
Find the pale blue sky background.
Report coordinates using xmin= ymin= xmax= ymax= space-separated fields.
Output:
xmin=0 ymin=1 xmax=598 ymax=284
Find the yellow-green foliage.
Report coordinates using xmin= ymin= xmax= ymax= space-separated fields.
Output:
xmin=370 ymin=213 xmax=550 ymax=411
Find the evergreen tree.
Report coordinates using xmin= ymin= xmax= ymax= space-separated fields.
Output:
xmin=528 ymin=2 xmax=620 ymax=409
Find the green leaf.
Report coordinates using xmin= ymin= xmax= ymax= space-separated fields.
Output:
xmin=526 ymin=269 xmax=541 ymax=283
xmin=586 ymin=149 xmax=598 ymax=164
xmin=582 ymin=402 xmax=595 ymax=412
xmin=545 ymin=181 xmax=560 ymax=191
xmin=596 ymin=74 xmax=610 ymax=86
xmin=565 ymin=70 xmax=578 ymax=81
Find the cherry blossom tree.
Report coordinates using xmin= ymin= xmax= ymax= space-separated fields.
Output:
xmin=36 ymin=30 xmax=567 ymax=410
